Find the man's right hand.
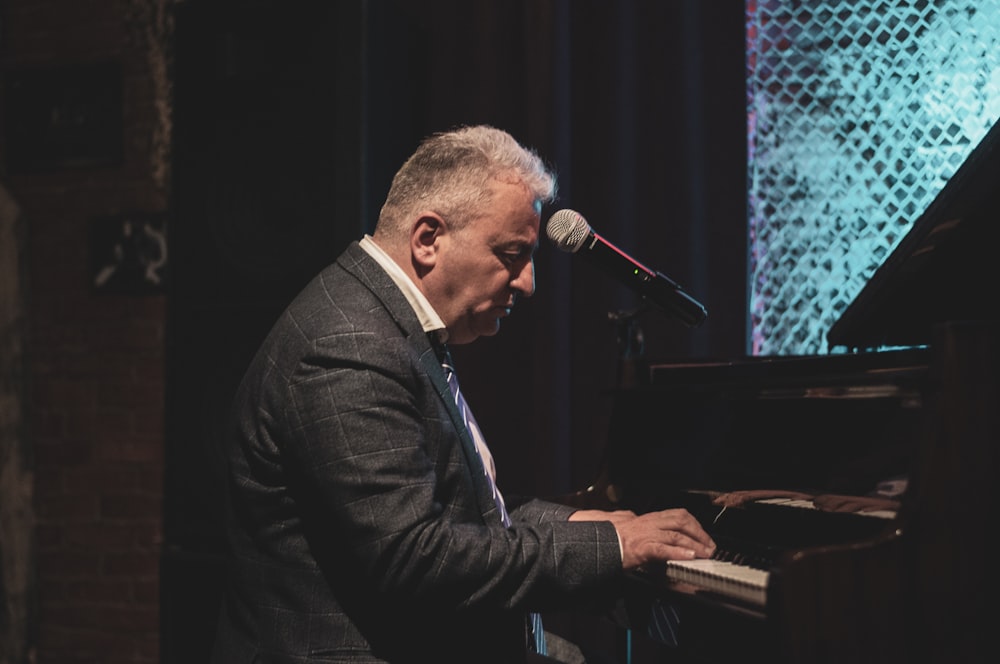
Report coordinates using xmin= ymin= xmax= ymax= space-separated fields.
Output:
xmin=613 ymin=508 xmax=716 ymax=570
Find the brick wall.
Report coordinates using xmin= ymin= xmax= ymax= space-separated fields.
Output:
xmin=1 ymin=1 xmax=172 ymax=662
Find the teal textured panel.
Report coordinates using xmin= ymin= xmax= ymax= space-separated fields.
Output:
xmin=747 ymin=0 xmax=1000 ymax=355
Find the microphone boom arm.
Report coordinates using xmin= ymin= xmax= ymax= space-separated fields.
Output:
xmin=586 ymin=231 xmax=708 ymax=327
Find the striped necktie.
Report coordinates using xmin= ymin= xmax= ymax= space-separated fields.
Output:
xmin=438 ymin=345 xmax=510 ymax=524
xmin=436 ymin=342 xmax=547 ymax=655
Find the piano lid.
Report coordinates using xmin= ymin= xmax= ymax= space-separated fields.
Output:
xmin=827 ymin=115 xmax=1000 ymax=352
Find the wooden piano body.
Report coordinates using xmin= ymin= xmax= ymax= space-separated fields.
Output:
xmin=578 ymin=117 xmax=1000 ymax=663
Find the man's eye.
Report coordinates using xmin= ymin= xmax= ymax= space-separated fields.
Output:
xmin=500 ymin=250 xmax=525 ymax=264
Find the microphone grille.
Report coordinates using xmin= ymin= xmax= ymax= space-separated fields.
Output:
xmin=546 ymin=209 xmax=591 ymax=252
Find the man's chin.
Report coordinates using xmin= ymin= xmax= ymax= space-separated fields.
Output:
xmin=477 ymin=319 xmax=502 ymax=339
xmin=448 ymin=320 xmax=500 ymax=345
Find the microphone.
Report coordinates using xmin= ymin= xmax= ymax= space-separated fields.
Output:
xmin=546 ymin=208 xmax=708 ymax=327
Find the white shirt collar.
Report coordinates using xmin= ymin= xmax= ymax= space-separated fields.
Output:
xmin=359 ymin=235 xmax=448 ymax=342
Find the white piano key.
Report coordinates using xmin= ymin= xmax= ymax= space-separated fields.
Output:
xmin=665 ymin=558 xmax=770 ymax=607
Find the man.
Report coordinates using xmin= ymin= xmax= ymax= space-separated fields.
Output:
xmin=211 ymin=125 xmax=716 ymax=663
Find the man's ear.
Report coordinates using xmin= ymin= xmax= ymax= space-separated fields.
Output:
xmin=410 ymin=213 xmax=446 ymax=272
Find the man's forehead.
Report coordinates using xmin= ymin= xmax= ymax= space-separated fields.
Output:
xmin=476 ymin=186 xmax=540 ymax=234
xmin=489 ymin=212 xmax=539 ymax=241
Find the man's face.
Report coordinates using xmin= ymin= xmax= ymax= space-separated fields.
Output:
xmin=433 ymin=181 xmax=541 ymax=345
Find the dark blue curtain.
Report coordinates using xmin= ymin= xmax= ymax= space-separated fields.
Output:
xmin=361 ymin=0 xmax=747 ymax=497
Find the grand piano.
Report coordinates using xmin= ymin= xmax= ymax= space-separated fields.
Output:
xmin=577 ymin=117 xmax=1000 ymax=663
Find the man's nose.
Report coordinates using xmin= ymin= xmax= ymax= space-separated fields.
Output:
xmin=512 ymin=259 xmax=535 ymax=297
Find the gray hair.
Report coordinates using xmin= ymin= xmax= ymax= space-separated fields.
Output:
xmin=375 ymin=125 xmax=557 ymax=240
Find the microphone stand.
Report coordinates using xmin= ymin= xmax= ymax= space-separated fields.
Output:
xmin=608 ymin=303 xmax=672 ymax=664
xmin=608 ymin=304 xmax=647 ymax=389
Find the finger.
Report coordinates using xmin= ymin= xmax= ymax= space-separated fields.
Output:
xmin=645 ymin=536 xmax=713 ymax=562
xmin=645 ymin=510 xmax=716 ymax=549
xmin=649 ymin=521 xmax=716 ymax=558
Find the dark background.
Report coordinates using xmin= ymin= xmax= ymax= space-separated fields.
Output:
xmin=5 ymin=2 xmax=995 ymax=661
xmin=163 ymin=0 xmax=747 ymax=660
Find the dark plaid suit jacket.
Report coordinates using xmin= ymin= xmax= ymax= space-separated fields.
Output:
xmin=210 ymin=242 xmax=623 ymax=663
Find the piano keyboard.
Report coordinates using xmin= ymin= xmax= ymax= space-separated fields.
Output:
xmin=665 ymin=558 xmax=769 ymax=607
xmin=663 ymin=496 xmax=899 ymax=607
